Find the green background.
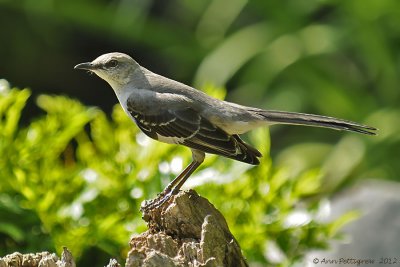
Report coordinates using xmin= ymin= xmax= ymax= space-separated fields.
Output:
xmin=0 ymin=0 xmax=398 ymax=266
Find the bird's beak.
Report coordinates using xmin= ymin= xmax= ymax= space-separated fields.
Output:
xmin=74 ymin=62 xmax=96 ymax=70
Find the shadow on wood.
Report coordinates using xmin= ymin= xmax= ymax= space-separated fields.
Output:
xmin=127 ymin=189 xmax=248 ymax=267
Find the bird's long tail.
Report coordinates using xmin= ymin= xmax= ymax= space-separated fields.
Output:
xmin=253 ymin=109 xmax=377 ymax=135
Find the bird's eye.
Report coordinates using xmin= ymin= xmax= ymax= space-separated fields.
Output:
xmin=104 ymin=59 xmax=118 ymax=68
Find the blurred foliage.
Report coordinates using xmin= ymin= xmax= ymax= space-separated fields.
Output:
xmin=0 ymin=0 xmax=398 ymax=183
xmin=1 ymin=84 xmax=357 ymax=266
xmin=0 ymin=0 xmax=399 ymax=266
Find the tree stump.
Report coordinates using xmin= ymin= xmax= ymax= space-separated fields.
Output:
xmin=126 ymin=189 xmax=248 ymax=267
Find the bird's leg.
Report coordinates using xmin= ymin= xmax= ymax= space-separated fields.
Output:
xmin=170 ymin=160 xmax=202 ymax=195
xmin=141 ymin=150 xmax=205 ymax=211
xmin=161 ymin=161 xmax=197 ymax=196
xmin=166 ymin=149 xmax=205 ymax=195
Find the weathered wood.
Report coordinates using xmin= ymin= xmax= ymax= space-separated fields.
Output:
xmin=126 ymin=190 xmax=248 ymax=267
xmin=0 ymin=247 xmax=75 ymax=267
xmin=0 ymin=247 xmax=121 ymax=267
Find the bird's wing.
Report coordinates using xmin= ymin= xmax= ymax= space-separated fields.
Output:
xmin=126 ymin=95 xmax=261 ymax=165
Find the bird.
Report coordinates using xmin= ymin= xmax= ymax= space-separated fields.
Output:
xmin=74 ymin=52 xmax=376 ymax=210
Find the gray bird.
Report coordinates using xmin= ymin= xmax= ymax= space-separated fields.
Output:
xmin=74 ymin=52 xmax=376 ymax=209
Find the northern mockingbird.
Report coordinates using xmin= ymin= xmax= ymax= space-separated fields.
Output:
xmin=75 ymin=52 xmax=376 ymax=209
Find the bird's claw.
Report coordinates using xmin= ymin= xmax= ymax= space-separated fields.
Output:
xmin=140 ymin=190 xmax=175 ymax=212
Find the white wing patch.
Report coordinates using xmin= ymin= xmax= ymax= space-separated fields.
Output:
xmin=156 ymin=134 xmax=185 ymax=144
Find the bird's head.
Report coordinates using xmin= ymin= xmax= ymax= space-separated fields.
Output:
xmin=74 ymin=52 xmax=140 ymax=89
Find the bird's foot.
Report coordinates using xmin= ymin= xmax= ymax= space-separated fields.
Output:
xmin=140 ymin=190 xmax=176 ymax=212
